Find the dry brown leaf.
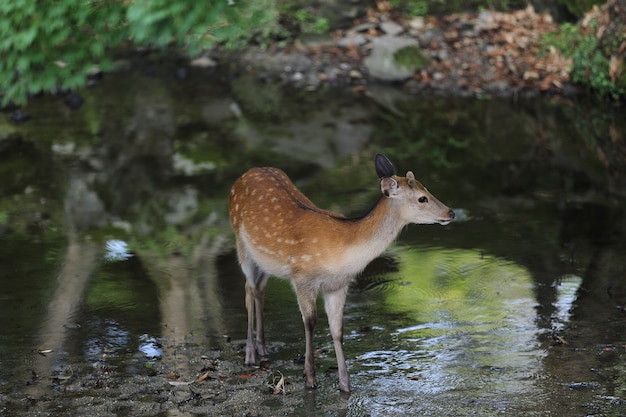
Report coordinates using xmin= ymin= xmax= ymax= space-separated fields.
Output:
xmin=555 ymin=335 xmax=569 ymax=345
xmin=609 ymin=55 xmax=622 ymax=82
xmin=196 ymin=370 xmax=211 ymax=382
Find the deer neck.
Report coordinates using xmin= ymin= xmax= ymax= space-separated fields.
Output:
xmin=335 ymin=197 xmax=404 ymax=277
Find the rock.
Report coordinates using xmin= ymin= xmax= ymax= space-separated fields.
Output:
xmin=63 ymin=92 xmax=83 ymax=110
xmin=10 ymin=111 xmax=30 ymax=123
xmin=364 ymin=36 xmax=426 ymax=81
xmin=190 ymin=56 xmax=217 ymax=68
xmin=338 ymin=34 xmax=368 ymax=49
xmin=409 ymin=17 xmax=426 ymax=30
xmin=348 ymin=23 xmax=377 ymax=33
xmin=349 ymin=70 xmax=363 ymax=78
xmin=380 ymin=21 xmax=404 ymax=36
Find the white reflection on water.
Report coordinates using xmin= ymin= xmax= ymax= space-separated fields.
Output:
xmin=552 ymin=274 xmax=583 ymax=332
xmin=104 ymin=239 xmax=134 ymax=262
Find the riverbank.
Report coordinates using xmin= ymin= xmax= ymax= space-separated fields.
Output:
xmin=217 ymin=5 xmax=575 ymax=98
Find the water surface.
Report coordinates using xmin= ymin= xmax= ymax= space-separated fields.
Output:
xmin=0 ymin=58 xmax=625 ymax=415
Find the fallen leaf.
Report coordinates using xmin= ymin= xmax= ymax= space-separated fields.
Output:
xmin=167 ymin=380 xmax=194 ymax=386
xmin=273 ymin=375 xmax=285 ymax=395
xmin=196 ymin=370 xmax=211 ymax=382
xmin=554 ymin=335 xmax=569 ymax=345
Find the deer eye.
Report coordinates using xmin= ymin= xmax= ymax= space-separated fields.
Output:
xmin=418 ymin=196 xmax=428 ymax=203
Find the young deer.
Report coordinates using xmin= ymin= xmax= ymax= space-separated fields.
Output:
xmin=229 ymin=154 xmax=454 ymax=392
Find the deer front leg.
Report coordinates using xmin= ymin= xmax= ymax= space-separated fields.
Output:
xmin=323 ymin=287 xmax=351 ymax=392
xmin=294 ymin=283 xmax=318 ymax=389
xmin=244 ymin=280 xmax=257 ymax=364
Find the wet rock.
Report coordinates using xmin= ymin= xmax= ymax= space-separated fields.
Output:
xmin=364 ymin=36 xmax=426 ymax=81
xmin=190 ymin=56 xmax=217 ymax=68
xmin=10 ymin=111 xmax=30 ymax=123
xmin=63 ymin=92 xmax=83 ymax=110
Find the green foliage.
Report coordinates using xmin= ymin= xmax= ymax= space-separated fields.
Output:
xmin=389 ymin=0 xmax=526 ymax=16
xmin=0 ymin=1 xmax=126 ymax=105
xmin=557 ymin=0 xmax=604 ymax=19
xmin=543 ymin=22 xmax=625 ymax=100
xmin=293 ymin=9 xmax=329 ymax=35
xmin=0 ymin=1 xmax=279 ymax=105
xmin=393 ymin=46 xmax=429 ymax=69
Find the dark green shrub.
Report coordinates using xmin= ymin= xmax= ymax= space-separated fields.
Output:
xmin=0 ymin=1 xmax=278 ymax=105
xmin=543 ymin=21 xmax=625 ymax=100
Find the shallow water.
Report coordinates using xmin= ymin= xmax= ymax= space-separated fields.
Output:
xmin=1 ymin=57 xmax=625 ymax=416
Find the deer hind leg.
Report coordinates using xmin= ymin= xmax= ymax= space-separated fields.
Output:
xmin=293 ymin=282 xmax=319 ymax=389
xmin=254 ymin=269 xmax=270 ymax=356
xmin=323 ymin=286 xmax=351 ymax=392
xmin=241 ymin=258 xmax=269 ymax=364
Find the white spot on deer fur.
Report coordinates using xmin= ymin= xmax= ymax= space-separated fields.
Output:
xmin=301 ymin=255 xmax=312 ymax=262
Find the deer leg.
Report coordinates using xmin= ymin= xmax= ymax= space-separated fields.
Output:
xmin=323 ymin=287 xmax=351 ymax=392
xmin=242 ymin=259 xmax=262 ymax=365
xmin=293 ymin=282 xmax=318 ymax=389
xmin=254 ymin=270 xmax=270 ymax=357
xmin=244 ymin=280 xmax=257 ymax=364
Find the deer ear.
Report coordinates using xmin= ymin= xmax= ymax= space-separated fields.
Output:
xmin=375 ymin=154 xmax=395 ymax=179
xmin=380 ymin=177 xmax=398 ymax=197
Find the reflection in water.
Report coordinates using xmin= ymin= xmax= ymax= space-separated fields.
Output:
xmin=552 ymin=275 xmax=583 ymax=332
xmin=138 ymin=334 xmax=163 ymax=360
xmin=104 ymin=239 xmax=134 ymax=262
xmin=349 ymin=247 xmax=545 ymax=414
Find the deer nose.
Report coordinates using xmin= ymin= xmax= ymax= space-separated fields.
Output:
xmin=448 ymin=209 xmax=456 ymax=219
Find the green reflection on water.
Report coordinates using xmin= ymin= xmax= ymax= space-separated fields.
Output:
xmin=352 ymin=245 xmax=540 ymax=380
xmin=384 ymin=246 xmax=534 ymax=324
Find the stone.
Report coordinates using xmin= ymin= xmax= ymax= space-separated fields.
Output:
xmin=380 ymin=21 xmax=404 ymax=36
xmin=190 ymin=56 xmax=217 ymax=68
xmin=338 ymin=34 xmax=368 ymax=49
xmin=364 ymin=36 xmax=427 ymax=81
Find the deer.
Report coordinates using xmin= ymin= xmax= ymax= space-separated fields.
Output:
xmin=229 ymin=154 xmax=455 ymax=393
